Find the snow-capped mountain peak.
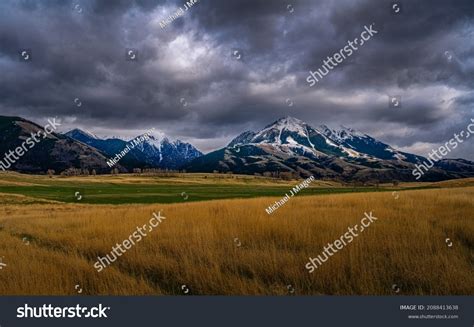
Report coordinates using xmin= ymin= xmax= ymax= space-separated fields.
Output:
xmin=225 ymin=116 xmax=426 ymax=164
xmin=263 ymin=116 xmax=307 ymax=134
xmin=145 ymin=132 xmax=167 ymax=144
xmin=338 ymin=125 xmax=367 ymax=138
xmin=249 ymin=116 xmax=310 ymax=145
xmin=270 ymin=116 xmax=306 ymax=129
xmin=316 ymin=125 xmax=368 ymax=142
xmin=132 ymin=131 xmax=202 ymax=166
xmin=66 ymin=128 xmax=202 ymax=169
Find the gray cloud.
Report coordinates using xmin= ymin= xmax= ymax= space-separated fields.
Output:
xmin=0 ymin=0 xmax=473 ymax=157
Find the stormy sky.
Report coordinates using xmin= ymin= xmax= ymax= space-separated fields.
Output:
xmin=0 ymin=0 xmax=473 ymax=159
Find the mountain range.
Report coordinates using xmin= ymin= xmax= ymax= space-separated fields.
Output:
xmin=64 ymin=128 xmax=202 ymax=170
xmin=1 ymin=115 xmax=473 ymax=182
xmin=0 ymin=116 xmax=201 ymax=174
xmin=185 ymin=116 xmax=474 ymax=182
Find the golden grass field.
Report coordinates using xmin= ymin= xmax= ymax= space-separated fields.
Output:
xmin=0 ymin=175 xmax=473 ymax=295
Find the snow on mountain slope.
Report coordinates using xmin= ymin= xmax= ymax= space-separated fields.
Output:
xmin=224 ymin=116 xmax=429 ymax=165
xmin=133 ymin=133 xmax=202 ymax=167
xmin=316 ymin=124 xmax=423 ymax=163
xmin=66 ymin=129 xmax=202 ymax=169
xmin=184 ymin=116 xmax=474 ymax=182
xmin=252 ymin=116 xmax=308 ymax=144
xmin=229 ymin=117 xmax=370 ymax=160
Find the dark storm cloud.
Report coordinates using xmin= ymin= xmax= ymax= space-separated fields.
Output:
xmin=0 ymin=0 xmax=473 ymax=157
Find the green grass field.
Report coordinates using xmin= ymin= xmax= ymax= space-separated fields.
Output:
xmin=0 ymin=172 xmax=436 ymax=204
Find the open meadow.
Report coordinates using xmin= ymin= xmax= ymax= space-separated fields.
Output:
xmin=0 ymin=172 xmax=472 ymax=295
xmin=0 ymin=172 xmax=426 ymax=204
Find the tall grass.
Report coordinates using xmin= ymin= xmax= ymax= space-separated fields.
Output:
xmin=0 ymin=187 xmax=472 ymax=295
